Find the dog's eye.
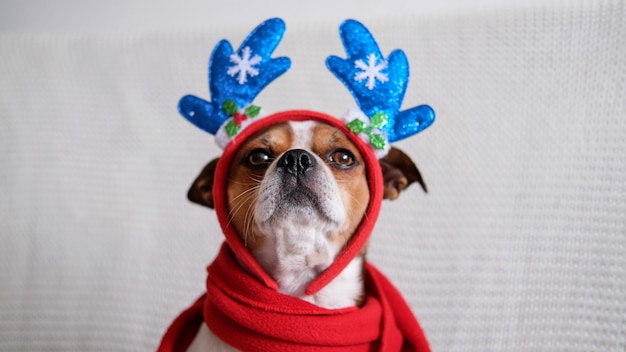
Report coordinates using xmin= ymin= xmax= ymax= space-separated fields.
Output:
xmin=245 ymin=149 xmax=274 ymax=168
xmin=328 ymin=149 xmax=357 ymax=170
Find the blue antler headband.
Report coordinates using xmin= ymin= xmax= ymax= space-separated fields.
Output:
xmin=327 ymin=20 xmax=435 ymax=157
xmin=178 ymin=18 xmax=434 ymax=157
xmin=178 ymin=18 xmax=291 ymax=148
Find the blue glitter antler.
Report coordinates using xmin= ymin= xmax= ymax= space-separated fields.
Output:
xmin=326 ymin=20 xmax=434 ymax=147
xmin=178 ymin=18 xmax=291 ymax=137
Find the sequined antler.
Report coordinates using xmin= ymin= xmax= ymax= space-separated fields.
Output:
xmin=178 ymin=18 xmax=291 ymax=147
xmin=326 ymin=20 xmax=434 ymax=154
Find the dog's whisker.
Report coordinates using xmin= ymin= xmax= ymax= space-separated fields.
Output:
xmin=227 ymin=179 xmax=262 ymax=187
xmin=229 ymin=185 xmax=261 ymax=207
xmin=242 ymin=201 xmax=258 ymax=247
xmin=237 ymin=200 xmax=254 ymax=245
xmin=232 ymin=187 xmax=260 ymax=248
xmin=247 ymin=175 xmax=265 ymax=183
xmin=230 ymin=185 xmax=261 ymax=204
xmin=227 ymin=191 xmax=260 ymax=234
xmin=228 ymin=192 xmax=258 ymax=220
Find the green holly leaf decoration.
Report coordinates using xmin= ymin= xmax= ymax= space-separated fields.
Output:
xmin=369 ymin=133 xmax=387 ymax=150
xmin=370 ymin=112 xmax=388 ymax=129
xmin=347 ymin=119 xmax=366 ymax=134
xmin=244 ymin=105 xmax=261 ymax=118
xmin=225 ymin=120 xmax=240 ymax=137
xmin=346 ymin=115 xmax=389 ymax=151
xmin=222 ymin=100 xmax=239 ymax=116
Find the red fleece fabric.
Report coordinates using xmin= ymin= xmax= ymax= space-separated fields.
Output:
xmin=158 ymin=111 xmax=430 ymax=351
xmin=158 ymin=244 xmax=430 ymax=351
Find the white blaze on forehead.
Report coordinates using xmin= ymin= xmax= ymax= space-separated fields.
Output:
xmin=288 ymin=120 xmax=317 ymax=151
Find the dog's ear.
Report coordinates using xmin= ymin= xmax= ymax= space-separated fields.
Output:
xmin=187 ymin=158 xmax=220 ymax=209
xmin=379 ymin=147 xmax=427 ymax=200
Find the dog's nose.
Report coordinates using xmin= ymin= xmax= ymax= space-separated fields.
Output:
xmin=278 ymin=149 xmax=316 ymax=177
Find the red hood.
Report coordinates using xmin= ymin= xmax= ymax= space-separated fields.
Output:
xmin=211 ymin=109 xmax=384 ymax=295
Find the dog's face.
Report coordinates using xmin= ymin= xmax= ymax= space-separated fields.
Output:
xmin=225 ymin=121 xmax=370 ymax=254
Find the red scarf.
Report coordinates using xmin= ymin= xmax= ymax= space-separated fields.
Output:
xmin=158 ymin=243 xmax=430 ymax=351
xmin=158 ymin=111 xmax=430 ymax=351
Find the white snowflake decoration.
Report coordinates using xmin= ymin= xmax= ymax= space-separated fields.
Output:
xmin=227 ymin=46 xmax=262 ymax=84
xmin=354 ymin=53 xmax=389 ymax=90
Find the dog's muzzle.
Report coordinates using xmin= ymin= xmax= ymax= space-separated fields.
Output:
xmin=255 ymin=148 xmax=345 ymax=226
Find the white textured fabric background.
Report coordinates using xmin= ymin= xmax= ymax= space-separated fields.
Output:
xmin=1 ymin=1 xmax=625 ymax=351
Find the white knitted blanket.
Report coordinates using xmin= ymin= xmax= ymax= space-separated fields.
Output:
xmin=1 ymin=2 xmax=624 ymax=351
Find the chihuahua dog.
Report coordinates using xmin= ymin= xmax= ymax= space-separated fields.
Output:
xmin=183 ymin=119 xmax=425 ymax=351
